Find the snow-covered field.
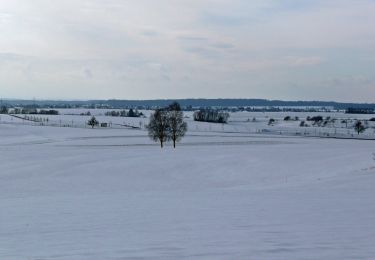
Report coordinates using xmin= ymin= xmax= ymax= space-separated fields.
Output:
xmin=1 ymin=112 xmax=375 ymax=259
xmin=2 ymin=109 xmax=375 ymax=139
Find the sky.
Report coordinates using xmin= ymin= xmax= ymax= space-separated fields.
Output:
xmin=0 ymin=0 xmax=375 ymax=102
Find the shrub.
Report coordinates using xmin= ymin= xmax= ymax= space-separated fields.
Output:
xmin=39 ymin=110 xmax=59 ymax=115
xmin=268 ymin=118 xmax=275 ymax=125
xmin=105 ymin=109 xmax=144 ymax=118
xmin=308 ymin=116 xmax=323 ymax=122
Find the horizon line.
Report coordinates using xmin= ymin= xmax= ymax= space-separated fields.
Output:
xmin=1 ymin=98 xmax=375 ymax=105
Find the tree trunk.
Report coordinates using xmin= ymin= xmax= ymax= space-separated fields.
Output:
xmin=173 ymin=139 xmax=176 ymax=148
xmin=160 ymin=140 xmax=163 ymax=148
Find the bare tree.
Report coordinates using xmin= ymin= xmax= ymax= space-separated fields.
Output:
xmin=354 ymin=120 xmax=366 ymax=135
xmin=88 ymin=116 xmax=99 ymax=128
xmin=0 ymin=106 xmax=8 ymax=114
xmin=147 ymin=109 xmax=170 ymax=148
xmin=167 ymin=102 xmax=187 ymax=148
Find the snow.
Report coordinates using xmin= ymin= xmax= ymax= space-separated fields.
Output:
xmin=1 ymin=112 xmax=375 ymax=259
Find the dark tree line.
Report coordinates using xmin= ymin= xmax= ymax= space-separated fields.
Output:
xmin=105 ymin=109 xmax=143 ymax=118
xmin=2 ymin=107 xmax=59 ymax=115
xmin=147 ymin=102 xmax=187 ymax=148
xmin=193 ymin=109 xmax=230 ymax=123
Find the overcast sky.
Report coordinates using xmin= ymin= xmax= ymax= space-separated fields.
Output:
xmin=0 ymin=0 xmax=375 ymax=102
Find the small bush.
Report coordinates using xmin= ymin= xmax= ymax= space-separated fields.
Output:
xmin=268 ymin=118 xmax=275 ymax=125
xmin=308 ymin=116 xmax=323 ymax=122
xmin=284 ymin=116 xmax=291 ymax=121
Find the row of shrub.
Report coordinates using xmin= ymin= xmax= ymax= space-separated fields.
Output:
xmin=0 ymin=107 xmax=59 ymax=115
xmin=193 ymin=110 xmax=230 ymax=123
xmin=105 ymin=109 xmax=144 ymax=118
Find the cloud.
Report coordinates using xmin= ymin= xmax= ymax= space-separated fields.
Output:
xmin=210 ymin=43 xmax=235 ymax=49
xmin=200 ymin=12 xmax=250 ymax=27
xmin=141 ymin=29 xmax=159 ymax=37
xmin=0 ymin=0 xmax=374 ymax=101
xmin=83 ymin=68 xmax=93 ymax=79
xmin=286 ymin=56 xmax=325 ymax=67
xmin=178 ymin=36 xmax=208 ymax=42
xmin=325 ymin=75 xmax=375 ymax=88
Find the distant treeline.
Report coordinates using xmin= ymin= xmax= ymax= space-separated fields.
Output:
xmin=193 ymin=110 xmax=230 ymax=123
xmin=346 ymin=107 xmax=375 ymax=114
xmin=105 ymin=109 xmax=144 ymax=117
xmin=1 ymin=99 xmax=375 ymax=111
xmin=0 ymin=106 xmax=59 ymax=115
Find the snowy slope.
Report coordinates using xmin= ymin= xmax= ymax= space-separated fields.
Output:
xmin=1 ymin=121 xmax=375 ymax=259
